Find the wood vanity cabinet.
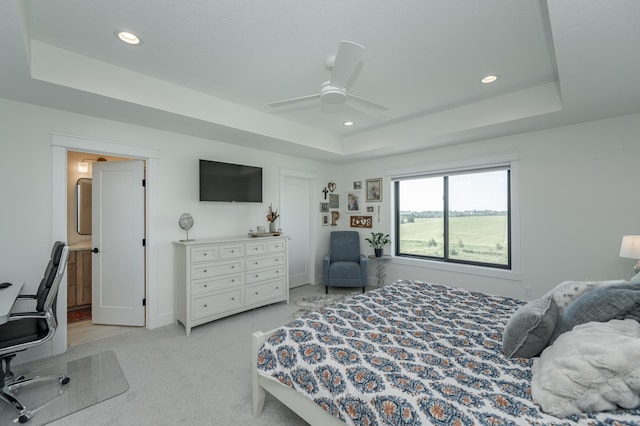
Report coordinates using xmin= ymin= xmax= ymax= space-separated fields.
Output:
xmin=67 ymin=249 xmax=92 ymax=308
xmin=174 ymin=236 xmax=289 ymax=335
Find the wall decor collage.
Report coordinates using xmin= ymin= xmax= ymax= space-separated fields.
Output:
xmin=320 ymin=178 xmax=382 ymax=227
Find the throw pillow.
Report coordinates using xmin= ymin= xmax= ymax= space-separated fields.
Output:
xmin=544 ymin=279 xmax=626 ymax=313
xmin=502 ymin=296 xmax=559 ymax=358
xmin=550 ymin=282 xmax=640 ymax=343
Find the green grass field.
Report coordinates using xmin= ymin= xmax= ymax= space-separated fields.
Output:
xmin=399 ymin=216 xmax=509 ymax=265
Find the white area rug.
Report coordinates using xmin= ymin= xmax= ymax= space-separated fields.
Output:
xmin=289 ymin=292 xmax=360 ymax=321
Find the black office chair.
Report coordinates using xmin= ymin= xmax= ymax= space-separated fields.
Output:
xmin=0 ymin=241 xmax=70 ymax=424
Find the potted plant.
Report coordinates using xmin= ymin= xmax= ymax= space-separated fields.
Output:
xmin=365 ymin=232 xmax=391 ymax=257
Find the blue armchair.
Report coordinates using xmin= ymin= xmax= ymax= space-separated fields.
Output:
xmin=323 ymin=231 xmax=368 ymax=294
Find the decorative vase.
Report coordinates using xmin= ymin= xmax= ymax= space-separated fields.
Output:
xmin=374 ymin=248 xmax=383 ymax=258
xmin=269 ymin=222 xmax=276 ymax=233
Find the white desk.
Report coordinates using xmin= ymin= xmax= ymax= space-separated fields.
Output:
xmin=0 ymin=282 xmax=23 ymax=324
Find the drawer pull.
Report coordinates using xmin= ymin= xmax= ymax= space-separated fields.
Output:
xmin=204 ymin=284 xmax=208 ymax=288
xmin=231 ymin=266 xmax=235 ymax=269
xmin=231 ymin=279 xmax=235 ymax=283
xmin=255 ymin=291 xmax=259 ymax=295
xmin=255 ymin=274 xmax=259 ymax=278
xmin=276 ymin=286 xmax=280 ymax=289
xmin=231 ymin=297 xmax=235 ymax=301
xmin=204 ymin=253 xmax=207 ymax=256
xmin=254 ymin=261 xmax=259 ymax=265
xmin=203 ymin=269 xmax=207 ymax=273
xmin=204 ymin=304 xmax=207 ymax=308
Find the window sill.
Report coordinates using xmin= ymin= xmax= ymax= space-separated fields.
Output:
xmin=392 ymin=256 xmax=522 ymax=282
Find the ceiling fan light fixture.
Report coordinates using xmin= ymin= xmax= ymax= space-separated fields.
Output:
xmin=481 ymin=74 xmax=498 ymax=84
xmin=343 ymin=121 xmax=355 ymax=126
xmin=116 ymin=30 xmax=143 ymax=46
xmin=320 ymin=82 xmax=347 ymax=104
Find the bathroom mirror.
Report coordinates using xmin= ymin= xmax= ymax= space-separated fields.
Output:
xmin=77 ymin=178 xmax=92 ymax=235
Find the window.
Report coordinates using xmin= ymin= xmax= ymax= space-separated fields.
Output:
xmin=394 ymin=167 xmax=510 ymax=269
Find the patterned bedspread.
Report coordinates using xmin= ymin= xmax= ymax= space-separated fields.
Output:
xmin=257 ymin=280 xmax=640 ymax=425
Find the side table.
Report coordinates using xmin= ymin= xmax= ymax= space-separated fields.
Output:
xmin=368 ymin=254 xmax=391 ymax=287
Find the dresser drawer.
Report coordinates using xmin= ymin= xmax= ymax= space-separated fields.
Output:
xmin=246 ymin=255 xmax=285 ymax=271
xmin=191 ymin=259 xmax=244 ymax=281
xmin=220 ymin=244 xmax=244 ymax=259
xmin=191 ymin=274 xmax=244 ymax=295
xmin=190 ymin=246 xmax=220 ymax=262
xmin=267 ymin=240 xmax=286 ymax=253
xmin=246 ymin=266 xmax=286 ymax=284
xmin=191 ymin=288 xmax=244 ymax=320
xmin=246 ymin=241 xmax=267 ymax=256
xmin=246 ymin=279 xmax=286 ymax=305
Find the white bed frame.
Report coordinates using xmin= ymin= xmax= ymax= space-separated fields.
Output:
xmin=252 ymin=329 xmax=345 ymax=425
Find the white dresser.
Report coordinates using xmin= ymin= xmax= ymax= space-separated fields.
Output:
xmin=174 ymin=236 xmax=289 ymax=335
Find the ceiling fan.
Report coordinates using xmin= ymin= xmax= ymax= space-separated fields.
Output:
xmin=268 ymin=40 xmax=388 ymax=113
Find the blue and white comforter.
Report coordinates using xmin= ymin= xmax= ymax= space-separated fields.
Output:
xmin=257 ymin=280 xmax=640 ymax=425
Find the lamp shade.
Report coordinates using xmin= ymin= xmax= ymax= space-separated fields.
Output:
xmin=78 ymin=161 xmax=89 ymax=173
xmin=619 ymin=235 xmax=640 ymax=259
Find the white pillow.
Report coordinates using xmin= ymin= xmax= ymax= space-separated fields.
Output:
xmin=544 ymin=279 xmax=626 ymax=313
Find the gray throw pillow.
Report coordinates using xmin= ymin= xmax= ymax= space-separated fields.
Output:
xmin=550 ymin=283 xmax=640 ymax=343
xmin=502 ymin=296 xmax=559 ymax=358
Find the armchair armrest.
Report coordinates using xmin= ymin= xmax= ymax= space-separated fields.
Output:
xmin=359 ymin=255 xmax=368 ymax=284
xmin=322 ymin=255 xmax=330 ymax=286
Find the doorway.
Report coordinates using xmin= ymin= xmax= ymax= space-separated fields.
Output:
xmin=51 ymin=134 xmax=159 ymax=355
xmin=65 ymin=151 xmax=145 ymax=343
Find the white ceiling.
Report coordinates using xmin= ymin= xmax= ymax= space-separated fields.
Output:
xmin=1 ymin=1 xmax=639 ymax=162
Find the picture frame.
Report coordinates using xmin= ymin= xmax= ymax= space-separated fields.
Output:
xmin=329 ymin=193 xmax=340 ymax=209
xmin=353 ymin=181 xmax=362 ymax=190
xmin=366 ymin=178 xmax=382 ymax=202
xmin=346 ymin=192 xmax=361 ymax=213
xmin=320 ymin=202 xmax=329 ymax=212
xmin=321 ymin=214 xmax=329 ymax=226
xmin=366 ymin=206 xmax=374 ymax=213
xmin=350 ymin=215 xmax=373 ymax=228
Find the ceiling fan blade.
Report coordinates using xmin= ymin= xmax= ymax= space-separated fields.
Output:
xmin=268 ymin=93 xmax=320 ymax=108
xmin=347 ymin=93 xmax=388 ymax=112
xmin=330 ymin=41 xmax=365 ymax=90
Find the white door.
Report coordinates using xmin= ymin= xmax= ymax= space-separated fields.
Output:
xmin=92 ymin=160 xmax=145 ymax=326
xmin=282 ymin=176 xmax=312 ymax=288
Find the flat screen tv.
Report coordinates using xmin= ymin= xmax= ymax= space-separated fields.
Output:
xmin=199 ymin=159 xmax=263 ymax=202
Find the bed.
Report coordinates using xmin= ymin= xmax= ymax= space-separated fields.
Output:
xmin=252 ymin=280 xmax=640 ymax=425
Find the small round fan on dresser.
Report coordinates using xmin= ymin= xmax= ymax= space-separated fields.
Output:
xmin=179 ymin=213 xmax=194 ymax=241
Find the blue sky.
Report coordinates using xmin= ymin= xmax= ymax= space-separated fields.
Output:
xmin=399 ymin=170 xmax=508 ymax=212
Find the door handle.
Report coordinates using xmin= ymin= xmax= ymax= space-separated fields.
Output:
xmin=92 ymin=248 xmax=100 ymax=253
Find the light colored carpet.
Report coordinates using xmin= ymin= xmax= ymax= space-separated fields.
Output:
xmin=0 ymin=351 xmax=128 ymax=425
xmin=7 ymin=283 xmax=369 ymax=425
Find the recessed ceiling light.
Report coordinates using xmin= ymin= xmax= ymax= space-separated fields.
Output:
xmin=343 ymin=121 xmax=355 ymax=126
xmin=116 ymin=31 xmax=142 ymax=46
xmin=481 ymin=74 xmax=498 ymax=84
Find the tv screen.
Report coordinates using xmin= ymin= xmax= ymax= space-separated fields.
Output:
xmin=199 ymin=159 xmax=262 ymax=202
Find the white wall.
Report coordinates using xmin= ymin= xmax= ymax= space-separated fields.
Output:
xmin=340 ymin=113 xmax=640 ymax=299
xmin=0 ymin=97 xmax=337 ymax=361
